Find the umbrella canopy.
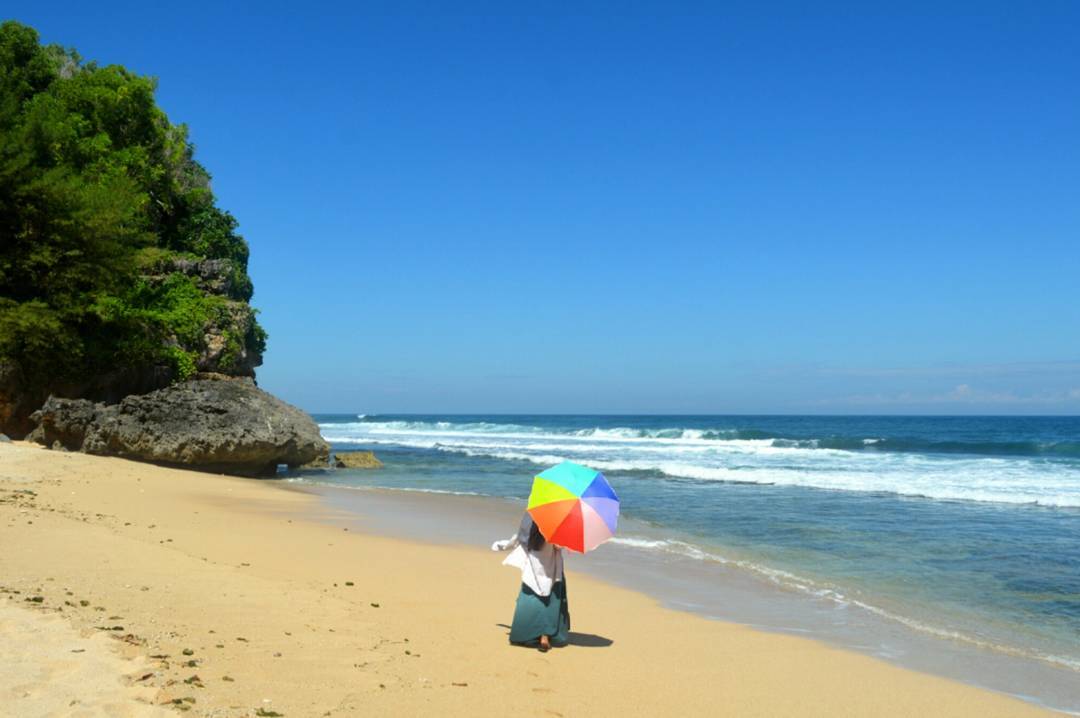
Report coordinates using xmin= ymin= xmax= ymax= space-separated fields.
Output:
xmin=527 ymin=461 xmax=619 ymax=553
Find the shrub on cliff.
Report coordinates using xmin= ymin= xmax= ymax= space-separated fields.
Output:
xmin=0 ymin=20 xmax=266 ymax=390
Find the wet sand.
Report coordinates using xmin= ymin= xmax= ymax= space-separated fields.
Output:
xmin=0 ymin=442 xmax=1055 ymax=716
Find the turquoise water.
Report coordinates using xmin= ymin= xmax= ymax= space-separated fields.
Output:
xmin=299 ymin=414 xmax=1080 ymax=702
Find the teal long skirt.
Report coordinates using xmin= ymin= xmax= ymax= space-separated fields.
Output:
xmin=509 ymin=579 xmax=570 ymax=647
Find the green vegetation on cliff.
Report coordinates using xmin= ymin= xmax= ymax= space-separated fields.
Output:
xmin=0 ymin=20 xmax=266 ymax=390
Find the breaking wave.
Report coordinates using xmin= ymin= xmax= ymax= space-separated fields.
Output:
xmin=317 ymin=418 xmax=1080 ymax=507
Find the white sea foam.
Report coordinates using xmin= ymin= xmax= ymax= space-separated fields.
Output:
xmin=318 ymin=419 xmax=1080 ymax=508
xmin=608 ymin=536 xmax=718 ymax=561
xmin=847 ymin=599 xmax=1080 ymax=673
xmin=607 ymin=533 xmax=1080 ymax=673
xmin=609 ymin=536 xmax=849 ymax=600
xmin=283 ymin=477 xmax=488 ymax=498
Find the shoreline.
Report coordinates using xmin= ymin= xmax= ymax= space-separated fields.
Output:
xmin=296 ymin=478 xmax=1080 ymax=714
xmin=0 ymin=442 xmax=1059 ymax=716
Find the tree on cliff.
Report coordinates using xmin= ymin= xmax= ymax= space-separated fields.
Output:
xmin=0 ymin=20 xmax=266 ymax=433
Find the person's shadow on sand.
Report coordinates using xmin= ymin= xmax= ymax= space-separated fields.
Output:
xmin=495 ymin=624 xmax=614 ymax=648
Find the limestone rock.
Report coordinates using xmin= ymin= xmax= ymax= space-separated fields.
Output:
xmin=29 ymin=379 xmax=329 ymax=476
xmin=334 ymin=450 xmax=383 ymax=469
xmin=298 ymin=455 xmax=332 ymax=469
xmin=1 ymin=358 xmax=175 ymax=439
xmin=150 ymin=257 xmax=251 ymax=301
xmin=0 ymin=360 xmax=39 ymax=438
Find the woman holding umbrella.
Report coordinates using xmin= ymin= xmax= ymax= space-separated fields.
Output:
xmin=491 ymin=512 xmax=569 ymax=651
xmin=492 ymin=461 xmax=619 ymax=652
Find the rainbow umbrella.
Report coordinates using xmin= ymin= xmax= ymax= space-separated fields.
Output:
xmin=527 ymin=461 xmax=619 ymax=553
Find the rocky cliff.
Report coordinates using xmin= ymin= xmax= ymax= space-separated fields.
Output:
xmin=0 ymin=21 xmax=273 ymax=444
xmin=1 ymin=254 xmax=264 ymax=438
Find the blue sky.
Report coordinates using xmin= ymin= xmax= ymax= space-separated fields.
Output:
xmin=10 ymin=2 xmax=1080 ymax=413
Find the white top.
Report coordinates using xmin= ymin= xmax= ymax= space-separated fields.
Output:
xmin=491 ymin=513 xmax=564 ymax=597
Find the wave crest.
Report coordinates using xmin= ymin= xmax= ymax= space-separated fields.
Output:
xmin=316 ymin=418 xmax=1080 ymax=508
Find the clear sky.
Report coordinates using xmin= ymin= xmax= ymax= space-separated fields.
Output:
xmin=9 ymin=2 xmax=1080 ymax=414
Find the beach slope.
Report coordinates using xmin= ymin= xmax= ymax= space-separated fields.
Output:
xmin=0 ymin=442 xmax=1052 ymax=717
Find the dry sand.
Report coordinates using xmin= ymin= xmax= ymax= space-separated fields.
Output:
xmin=0 ymin=441 xmax=1054 ymax=717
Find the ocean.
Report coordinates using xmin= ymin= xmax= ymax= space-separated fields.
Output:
xmin=295 ymin=414 xmax=1080 ymax=712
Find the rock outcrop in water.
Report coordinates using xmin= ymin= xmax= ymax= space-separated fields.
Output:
xmin=28 ymin=378 xmax=328 ymax=476
xmin=334 ymin=450 xmax=383 ymax=469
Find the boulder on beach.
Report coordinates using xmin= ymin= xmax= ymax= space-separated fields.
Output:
xmin=334 ymin=450 xmax=383 ymax=469
xmin=28 ymin=379 xmax=329 ymax=476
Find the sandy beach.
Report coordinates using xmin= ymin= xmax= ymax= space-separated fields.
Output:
xmin=0 ymin=441 xmax=1054 ymax=717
